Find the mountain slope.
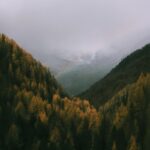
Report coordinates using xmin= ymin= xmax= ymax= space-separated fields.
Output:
xmin=57 ymin=64 xmax=109 ymax=96
xmin=0 ymin=34 xmax=100 ymax=149
xmin=57 ymin=52 xmax=118 ymax=96
xmin=79 ymin=44 xmax=150 ymax=107
xmin=0 ymin=34 xmax=66 ymax=102
xmin=98 ymin=73 xmax=150 ymax=150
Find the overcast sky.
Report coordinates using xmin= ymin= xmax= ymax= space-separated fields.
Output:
xmin=0 ymin=0 xmax=150 ymax=65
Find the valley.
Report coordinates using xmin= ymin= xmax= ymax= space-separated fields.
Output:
xmin=0 ymin=34 xmax=150 ymax=150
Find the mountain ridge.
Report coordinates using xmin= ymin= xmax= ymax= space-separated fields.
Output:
xmin=79 ymin=44 xmax=150 ymax=107
xmin=0 ymin=33 xmax=66 ymax=101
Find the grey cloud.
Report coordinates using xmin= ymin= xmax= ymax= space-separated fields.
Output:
xmin=0 ymin=0 xmax=150 ymax=66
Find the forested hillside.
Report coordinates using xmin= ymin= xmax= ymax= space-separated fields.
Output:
xmin=0 ymin=34 xmax=66 ymax=101
xmin=98 ymin=73 xmax=150 ymax=150
xmin=79 ymin=45 xmax=150 ymax=107
xmin=0 ymin=34 xmax=150 ymax=150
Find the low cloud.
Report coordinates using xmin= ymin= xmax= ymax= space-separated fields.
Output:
xmin=0 ymin=0 xmax=150 ymax=65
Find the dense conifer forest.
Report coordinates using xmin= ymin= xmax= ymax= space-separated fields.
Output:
xmin=0 ymin=34 xmax=150 ymax=150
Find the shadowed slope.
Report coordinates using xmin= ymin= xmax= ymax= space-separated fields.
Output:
xmin=79 ymin=44 xmax=150 ymax=107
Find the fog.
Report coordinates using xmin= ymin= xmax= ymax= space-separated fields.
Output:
xmin=0 ymin=0 xmax=150 ymax=73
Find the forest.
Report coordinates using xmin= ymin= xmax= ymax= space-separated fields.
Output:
xmin=0 ymin=34 xmax=150 ymax=150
